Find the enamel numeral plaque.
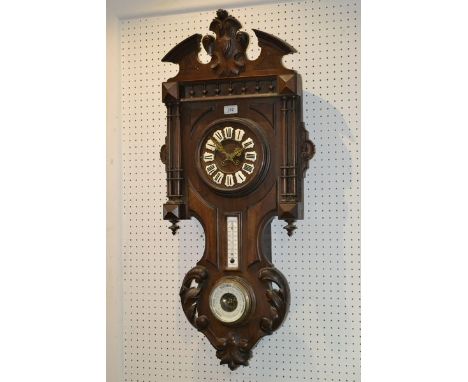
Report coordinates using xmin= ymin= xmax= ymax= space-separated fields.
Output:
xmin=160 ymin=9 xmax=315 ymax=370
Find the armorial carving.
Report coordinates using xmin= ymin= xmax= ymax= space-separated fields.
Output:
xmin=202 ymin=9 xmax=249 ymax=77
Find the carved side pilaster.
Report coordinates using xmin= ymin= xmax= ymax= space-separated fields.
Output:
xmin=279 ymin=96 xmax=290 ymax=203
xmin=278 ymin=80 xmax=314 ymax=235
xmin=162 ymin=100 xmax=187 ymax=234
xmin=278 ymin=95 xmax=299 ymax=235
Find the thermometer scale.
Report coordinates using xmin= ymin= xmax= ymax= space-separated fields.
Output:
xmin=226 ymin=216 xmax=239 ymax=269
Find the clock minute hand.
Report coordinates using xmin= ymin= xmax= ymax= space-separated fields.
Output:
xmin=230 ymin=147 xmax=245 ymax=165
xmin=231 ymin=147 xmax=244 ymax=158
xmin=224 ymin=148 xmax=242 ymax=162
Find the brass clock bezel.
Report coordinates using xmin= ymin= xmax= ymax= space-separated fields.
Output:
xmin=196 ymin=117 xmax=270 ymax=196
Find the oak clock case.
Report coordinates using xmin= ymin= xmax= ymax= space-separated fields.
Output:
xmin=159 ymin=9 xmax=315 ymax=370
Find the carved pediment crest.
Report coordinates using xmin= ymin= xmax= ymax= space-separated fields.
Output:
xmin=161 ymin=9 xmax=297 ymax=81
xmin=202 ymin=9 xmax=249 ymax=76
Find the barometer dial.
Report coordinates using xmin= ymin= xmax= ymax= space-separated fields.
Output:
xmin=209 ymin=277 xmax=253 ymax=324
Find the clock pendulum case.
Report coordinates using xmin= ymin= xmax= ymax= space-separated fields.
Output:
xmin=159 ymin=9 xmax=315 ymax=370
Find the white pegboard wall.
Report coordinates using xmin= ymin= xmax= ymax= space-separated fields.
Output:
xmin=119 ymin=0 xmax=360 ymax=381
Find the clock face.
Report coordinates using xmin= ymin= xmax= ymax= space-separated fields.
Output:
xmin=198 ymin=120 xmax=266 ymax=192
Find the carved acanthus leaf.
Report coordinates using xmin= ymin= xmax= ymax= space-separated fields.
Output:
xmin=179 ymin=266 xmax=209 ymax=328
xmin=258 ymin=267 xmax=290 ymax=334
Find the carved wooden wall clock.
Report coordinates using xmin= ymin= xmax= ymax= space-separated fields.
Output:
xmin=159 ymin=9 xmax=315 ymax=370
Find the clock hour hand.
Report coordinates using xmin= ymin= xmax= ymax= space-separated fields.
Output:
xmin=221 ymin=150 xmax=236 ymax=166
xmin=214 ymin=140 xmax=227 ymax=154
xmin=215 ymin=141 xmax=231 ymax=166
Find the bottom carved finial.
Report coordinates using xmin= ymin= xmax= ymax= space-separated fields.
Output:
xmin=169 ymin=218 xmax=180 ymax=235
xmin=215 ymin=334 xmax=252 ymax=370
xmin=283 ymin=219 xmax=297 ymax=236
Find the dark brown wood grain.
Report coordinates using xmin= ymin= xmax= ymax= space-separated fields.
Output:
xmin=160 ymin=9 xmax=314 ymax=370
